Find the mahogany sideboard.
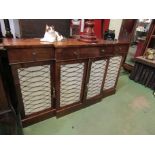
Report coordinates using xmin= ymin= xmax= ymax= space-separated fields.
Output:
xmin=2 ymin=38 xmax=129 ymax=127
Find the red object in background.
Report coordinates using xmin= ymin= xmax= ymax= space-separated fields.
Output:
xmin=94 ymin=19 xmax=110 ymax=39
xmin=103 ymin=19 xmax=110 ymax=33
xmin=134 ymin=40 xmax=145 ymax=57
xmin=70 ymin=19 xmax=110 ymax=39
xmin=94 ymin=20 xmax=102 ymax=38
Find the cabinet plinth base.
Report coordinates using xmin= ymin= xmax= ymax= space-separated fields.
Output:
xmin=22 ymin=109 xmax=55 ymax=127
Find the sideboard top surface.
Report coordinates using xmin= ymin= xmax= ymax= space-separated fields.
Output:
xmin=2 ymin=38 xmax=53 ymax=49
xmin=2 ymin=38 xmax=129 ymax=49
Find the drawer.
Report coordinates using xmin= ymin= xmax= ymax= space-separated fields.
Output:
xmin=114 ymin=45 xmax=129 ymax=53
xmin=79 ymin=47 xmax=101 ymax=58
xmin=56 ymin=46 xmax=114 ymax=60
xmin=56 ymin=48 xmax=80 ymax=60
xmin=79 ymin=46 xmax=114 ymax=58
xmin=8 ymin=47 xmax=54 ymax=63
xmin=99 ymin=46 xmax=114 ymax=56
xmin=56 ymin=47 xmax=101 ymax=60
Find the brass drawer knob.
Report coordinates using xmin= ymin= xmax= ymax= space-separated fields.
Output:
xmin=74 ymin=51 xmax=79 ymax=57
xmin=32 ymin=52 xmax=36 ymax=55
xmin=32 ymin=52 xmax=37 ymax=60
xmin=101 ymin=49 xmax=105 ymax=52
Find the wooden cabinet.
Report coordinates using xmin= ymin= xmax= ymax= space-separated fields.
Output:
xmin=10 ymin=58 xmax=55 ymax=127
xmin=8 ymin=47 xmax=54 ymax=63
xmin=145 ymin=21 xmax=155 ymax=50
xmin=3 ymin=38 xmax=129 ymax=127
xmin=118 ymin=19 xmax=137 ymax=42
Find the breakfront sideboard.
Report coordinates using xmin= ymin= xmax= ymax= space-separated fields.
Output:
xmin=3 ymin=38 xmax=129 ymax=127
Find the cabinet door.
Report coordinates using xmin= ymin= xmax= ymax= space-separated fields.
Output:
xmin=86 ymin=58 xmax=108 ymax=101
xmin=56 ymin=60 xmax=87 ymax=116
xmin=103 ymin=56 xmax=123 ymax=91
xmin=11 ymin=61 xmax=55 ymax=126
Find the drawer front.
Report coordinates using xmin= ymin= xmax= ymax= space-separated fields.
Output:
xmin=56 ymin=48 xmax=80 ymax=60
xmin=56 ymin=46 xmax=114 ymax=61
xmin=8 ymin=47 xmax=54 ymax=63
xmin=114 ymin=45 xmax=129 ymax=53
xmin=99 ymin=46 xmax=114 ymax=56
xmin=56 ymin=47 xmax=100 ymax=60
xmin=78 ymin=47 xmax=100 ymax=59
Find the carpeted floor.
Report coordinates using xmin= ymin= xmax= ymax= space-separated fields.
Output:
xmin=24 ymin=72 xmax=155 ymax=135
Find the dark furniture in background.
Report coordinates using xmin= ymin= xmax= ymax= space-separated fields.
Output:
xmin=119 ymin=19 xmax=137 ymax=42
xmin=119 ymin=19 xmax=154 ymax=72
xmin=0 ymin=21 xmax=16 ymax=134
xmin=0 ymin=47 xmax=22 ymax=134
xmin=118 ymin=19 xmax=137 ymax=71
xmin=130 ymin=21 xmax=155 ymax=89
xmin=130 ymin=56 xmax=155 ymax=90
xmin=0 ymin=24 xmax=3 ymax=43
xmin=145 ymin=20 xmax=155 ymax=50
xmin=3 ymin=38 xmax=129 ymax=127
xmin=19 ymin=19 xmax=70 ymax=38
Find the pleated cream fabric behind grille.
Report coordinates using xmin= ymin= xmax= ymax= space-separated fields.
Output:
xmin=87 ymin=59 xmax=107 ymax=99
xmin=60 ymin=63 xmax=84 ymax=107
xmin=18 ymin=65 xmax=51 ymax=115
xmin=104 ymin=56 xmax=122 ymax=90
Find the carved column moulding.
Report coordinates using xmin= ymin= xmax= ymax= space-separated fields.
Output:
xmin=79 ymin=19 xmax=98 ymax=43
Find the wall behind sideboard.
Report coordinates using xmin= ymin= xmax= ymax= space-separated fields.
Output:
xmin=0 ymin=19 xmax=70 ymax=38
xmin=19 ymin=19 xmax=70 ymax=38
xmin=0 ymin=19 xmax=20 ymax=38
xmin=0 ymin=19 xmax=123 ymax=39
xmin=109 ymin=19 xmax=123 ymax=39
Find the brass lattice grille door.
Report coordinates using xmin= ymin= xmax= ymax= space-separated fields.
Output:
xmin=18 ymin=65 xmax=52 ymax=115
xmin=87 ymin=59 xmax=107 ymax=99
xmin=103 ymin=56 xmax=122 ymax=90
xmin=60 ymin=63 xmax=84 ymax=107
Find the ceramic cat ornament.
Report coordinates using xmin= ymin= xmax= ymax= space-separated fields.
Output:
xmin=40 ymin=25 xmax=64 ymax=42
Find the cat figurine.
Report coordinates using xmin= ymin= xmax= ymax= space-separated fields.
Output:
xmin=40 ymin=25 xmax=64 ymax=42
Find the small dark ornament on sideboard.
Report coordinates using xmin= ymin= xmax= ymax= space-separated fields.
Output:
xmin=104 ymin=29 xmax=115 ymax=40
